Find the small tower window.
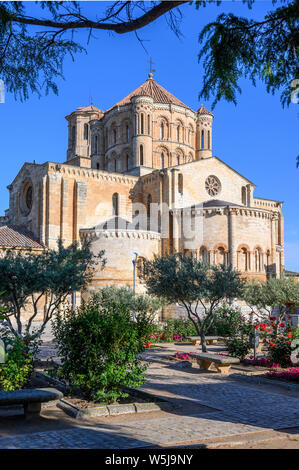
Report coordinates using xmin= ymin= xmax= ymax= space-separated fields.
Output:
xmin=201 ymin=130 xmax=204 ymax=149
xmin=161 ymin=153 xmax=164 ymax=169
xmin=94 ymin=135 xmax=98 ymax=153
xmin=71 ymin=126 xmax=76 ymax=146
xmin=84 ymin=123 xmax=89 ymax=140
xmin=140 ymin=145 xmax=144 ymax=165
xmin=207 ymin=130 xmax=210 ymax=149
xmin=140 ymin=114 xmax=144 ymax=135
xmin=241 ymin=186 xmax=247 ymax=205
xmin=112 ymin=193 xmax=119 ymax=216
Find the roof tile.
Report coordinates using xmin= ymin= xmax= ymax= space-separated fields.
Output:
xmin=0 ymin=226 xmax=43 ymax=248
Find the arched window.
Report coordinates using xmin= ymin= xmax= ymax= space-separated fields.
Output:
xmin=140 ymin=114 xmax=144 ymax=135
xmin=84 ymin=123 xmax=89 ymax=140
xmin=176 ymin=156 xmax=180 ymax=165
xmin=178 ymin=173 xmax=183 ymax=194
xmin=160 ymin=122 xmax=164 ymax=139
xmin=217 ymin=247 xmax=226 ymax=266
xmin=176 ymin=126 xmax=180 ymax=142
xmin=113 ymin=128 xmax=117 ymax=144
xmin=241 ymin=186 xmax=247 ymax=205
xmin=200 ymin=247 xmax=209 ymax=264
xmin=112 ymin=193 xmax=119 ymax=216
xmin=140 ymin=145 xmax=144 ymax=165
xmin=240 ymin=248 xmax=248 ymax=272
xmin=126 ymin=125 xmax=130 ymax=142
xmin=161 ymin=153 xmax=164 ymax=169
xmin=208 ymin=130 xmax=210 ymax=149
xmin=96 ymin=163 xmax=100 ymax=170
xmin=135 ymin=115 xmax=138 ymax=134
xmin=201 ymin=130 xmax=204 ymax=149
xmin=148 ymin=115 xmax=150 ymax=135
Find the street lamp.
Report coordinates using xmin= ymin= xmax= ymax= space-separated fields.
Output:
xmin=132 ymin=252 xmax=140 ymax=321
xmin=132 ymin=251 xmax=140 ymax=294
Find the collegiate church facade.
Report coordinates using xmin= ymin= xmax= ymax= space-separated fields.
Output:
xmin=0 ymin=73 xmax=284 ymax=301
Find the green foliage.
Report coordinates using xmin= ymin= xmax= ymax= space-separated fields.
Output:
xmin=148 ymin=317 xmax=198 ymax=342
xmin=225 ymin=336 xmax=251 ymax=360
xmin=52 ymin=296 xmax=151 ymax=403
xmin=207 ymin=305 xmax=246 ymax=337
xmin=0 ymin=239 xmax=105 ymax=336
xmin=242 ymin=277 xmax=299 ymax=334
xmin=0 ymin=332 xmax=36 ymax=391
xmin=268 ymin=337 xmax=292 ymax=368
xmin=198 ymin=1 xmax=298 ymax=107
xmin=141 ymin=253 xmax=244 ymax=351
xmin=93 ymin=286 xmax=163 ymax=317
xmin=0 ymin=1 xmax=296 ymax=108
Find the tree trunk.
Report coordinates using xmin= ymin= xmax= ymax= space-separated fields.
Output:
xmin=200 ymin=330 xmax=207 ymax=352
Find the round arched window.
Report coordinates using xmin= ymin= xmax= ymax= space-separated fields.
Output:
xmin=205 ymin=175 xmax=221 ymax=196
xmin=25 ymin=185 xmax=33 ymax=210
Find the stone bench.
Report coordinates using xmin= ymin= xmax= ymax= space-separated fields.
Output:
xmin=0 ymin=388 xmax=63 ymax=418
xmin=186 ymin=336 xmax=225 ymax=346
xmin=190 ymin=353 xmax=240 ymax=375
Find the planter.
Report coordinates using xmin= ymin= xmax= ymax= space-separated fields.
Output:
xmin=57 ymin=390 xmax=174 ymax=419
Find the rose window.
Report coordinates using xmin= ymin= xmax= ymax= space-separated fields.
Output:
xmin=205 ymin=175 xmax=221 ymax=196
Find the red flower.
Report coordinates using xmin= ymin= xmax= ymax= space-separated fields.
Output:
xmin=280 ymin=323 xmax=285 ymax=328
xmin=287 ymin=333 xmax=292 ymax=338
xmin=269 ymin=341 xmax=275 ymax=347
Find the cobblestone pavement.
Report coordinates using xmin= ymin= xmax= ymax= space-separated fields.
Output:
xmin=0 ymin=343 xmax=298 ymax=449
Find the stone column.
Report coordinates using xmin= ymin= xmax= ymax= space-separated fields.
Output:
xmin=228 ymin=208 xmax=238 ymax=268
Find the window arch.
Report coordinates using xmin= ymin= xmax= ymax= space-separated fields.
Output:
xmin=239 ymin=247 xmax=249 ymax=272
xmin=140 ymin=113 xmax=144 ymax=135
xmin=94 ymin=135 xmax=98 ymax=153
xmin=84 ymin=123 xmax=89 ymax=140
xmin=200 ymin=247 xmax=209 ymax=264
xmin=112 ymin=193 xmax=119 ymax=216
xmin=217 ymin=247 xmax=227 ymax=266
xmin=201 ymin=130 xmax=204 ymax=149
xmin=140 ymin=145 xmax=144 ymax=165
xmin=71 ymin=126 xmax=76 ymax=146
xmin=241 ymin=186 xmax=247 ymax=205
xmin=126 ymin=124 xmax=130 ymax=142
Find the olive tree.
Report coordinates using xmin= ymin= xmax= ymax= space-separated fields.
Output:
xmin=141 ymin=253 xmax=244 ymax=351
xmin=242 ymin=277 xmax=299 ymax=336
xmin=0 ymin=239 xmax=105 ymax=338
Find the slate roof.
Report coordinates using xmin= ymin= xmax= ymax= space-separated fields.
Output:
xmin=0 ymin=225 xmax=43 ymax=248
xmin=111 ymin=77 xmax=191 ymax=110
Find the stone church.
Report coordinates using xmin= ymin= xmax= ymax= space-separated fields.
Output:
xmin=0 ymin=73 xmax=284 ymax=300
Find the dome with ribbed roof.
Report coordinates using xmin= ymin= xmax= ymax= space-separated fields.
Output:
xmin=110 ymin=77 xmax=191 ymax=110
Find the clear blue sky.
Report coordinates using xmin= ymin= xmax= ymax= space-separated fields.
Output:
xmin=0 ymin=1 xmax=298 ymax=270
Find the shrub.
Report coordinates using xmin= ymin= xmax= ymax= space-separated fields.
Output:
xmin=207 ymin=305 xmax=246 ymax=337
xmin=52 ymin=297 xmax=152 ymax=403
xmin=268 ymin=337 xmax=292 ymax=368
xmin=0 ymin=333 xmax=36 ymax=391
xmin=225 ymin=336 xmax=251 ymax=360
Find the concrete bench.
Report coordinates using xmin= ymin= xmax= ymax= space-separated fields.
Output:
xmin=186 ymin=336 xmax=225 ymax=346
xmin=0 ymin=388 xmax=63 ymax=418
xmin=190 ymin=353 xmax=240 ymax=375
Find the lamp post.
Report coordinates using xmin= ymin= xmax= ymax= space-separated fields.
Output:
xmin=132 ymin=252 xmax=140 ymax=321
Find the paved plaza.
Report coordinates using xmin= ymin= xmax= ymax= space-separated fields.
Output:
xmin=0 ymin=342 xmax=299 ymax=449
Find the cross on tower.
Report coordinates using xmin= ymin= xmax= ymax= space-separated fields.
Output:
xmin=148 ymin=57 xmax=156 ymax=79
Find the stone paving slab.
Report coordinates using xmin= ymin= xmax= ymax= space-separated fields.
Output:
xmin=0 ymin=412 xmax=262 ymax=449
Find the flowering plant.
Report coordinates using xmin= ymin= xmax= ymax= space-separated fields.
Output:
xmin=266 ymin=366 xmax=299 ymax=382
